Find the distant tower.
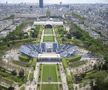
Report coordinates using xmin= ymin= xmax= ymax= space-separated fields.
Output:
xmin=60 ymin=2 xmax=62 ymax=5
xmin=39 ymin=0 xmax=43 ymax=8
xmin=6 ymin=1 xmax=8 ymax=4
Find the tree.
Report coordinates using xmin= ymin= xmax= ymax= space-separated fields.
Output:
xmin=11 ymin=70 xmax=17 ymax=76
xmin=19 ymin=69 xmax=24 ymax=77
xmin=87 ymin=71 xmax=108 ymax=90
xmin=66 ymin=33 xmax=72 ymax=39
xmin=93 ymin=77 xmax=108 ymax=90
xmin=102 ymin=61 xmax=108 ymax=70
xmin=62 ymin=37 xmax=66 ymax=42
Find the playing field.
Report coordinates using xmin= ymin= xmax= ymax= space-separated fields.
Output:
xmin=41 ymin=84 xmax=58 ymax=90
xmin=43 ymin=36 xmax=54 ymax=42
xmin=44 ymin=29 xmax=53 ymax=34
xmin=40 ymin=64 xmax=58 ymax=82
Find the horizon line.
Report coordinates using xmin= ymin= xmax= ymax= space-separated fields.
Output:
xmin=0 ymin=2 xmax=108 ymax=4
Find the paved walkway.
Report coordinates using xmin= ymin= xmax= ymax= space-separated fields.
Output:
xmin=34 ymin=63 xmax=40 ymax=80
xmin=25 ymin=62 xmax=40 ymax=90
xmin=59 ymin=63 xmax=68 ymax=90
xmin=38 ymin=82 xmax=62 ymax=84
xmin=41 ymin=29 xmax=44 ymax=42
xmin=25 ymin=81 xmax=36 ymax=90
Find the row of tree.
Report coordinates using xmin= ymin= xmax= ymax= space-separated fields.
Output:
xmin=68 ymin=22 xmax=108 ymax=61
xmin=68 ymin=22 xmax=108 ymax=90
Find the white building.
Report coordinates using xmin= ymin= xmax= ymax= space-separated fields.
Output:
xmin=34 ymin=21 xmax=63 ymax=26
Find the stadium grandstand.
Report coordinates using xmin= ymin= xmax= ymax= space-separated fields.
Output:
xmin=19 ymin=20 xmax=78 ymax=62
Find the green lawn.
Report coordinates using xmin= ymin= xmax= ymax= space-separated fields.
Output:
xmin=44 ymin=29 xmax=53 ymax=34
xmin=41 ymin=84 xmax=58 ymax=90
xmin=41 ymin=64 xmax=58 ymax=82
xmin=43 ymin=36 xmax=54 ymax=42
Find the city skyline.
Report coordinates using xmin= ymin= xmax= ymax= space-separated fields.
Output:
xmin=0 ymin=0 xmax=108 ymax=4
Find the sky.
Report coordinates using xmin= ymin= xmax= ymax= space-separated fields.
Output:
xmin=0 ymin=0 xmax=108 ymax=4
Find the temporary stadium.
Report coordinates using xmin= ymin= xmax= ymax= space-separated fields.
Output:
xmin=19 ymin=20 xmax=78 ymax=62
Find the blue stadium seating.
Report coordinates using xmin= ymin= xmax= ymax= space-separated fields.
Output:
xmin=53 ymin=43 xmax=58 ymax=52
xmin=20 ymin=45 xmax=38 ymax=57
xmin=40 ymin=43 xmax=46 ymax=52
xmin=56 ymin=44 xmax=78 ymax=57
xmin=19 ymin=43 xmax=78 ymax=58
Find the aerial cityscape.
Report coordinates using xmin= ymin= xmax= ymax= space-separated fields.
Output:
xmin=0 ymin=0 xmax=108 ymax=90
